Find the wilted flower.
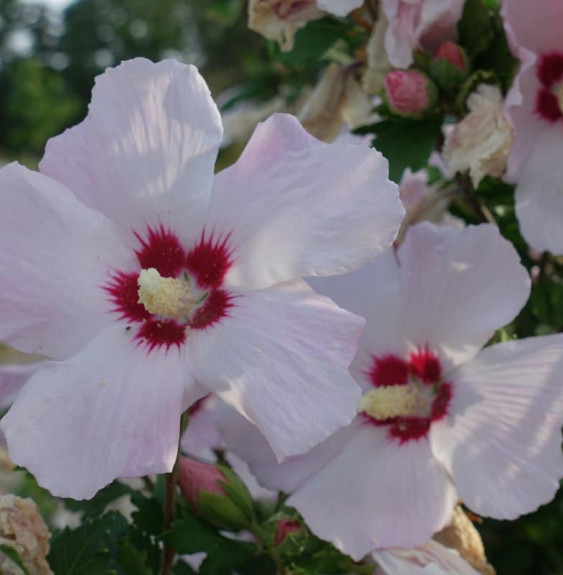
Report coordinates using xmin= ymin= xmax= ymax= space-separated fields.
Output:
xmin=363 ymin=15 xmax=392 ymax=96
xmin=443 ymin=84 xmax=514 ymax=186
xmin=0 ymin=495 xmax=52 ymax=575
xmin=381 ymin=0 xmax=465 ymax=69
xmin=372 ymin=539 xmax=480 ymax=575
xmin=248 ymin=0 xmax=362 ymax=51
xmin=299 ymin=64 xmax=378 ymax=141
xmin=503 ymin=0 xmax=563 ymax=253
xmin=221 ymin=223 xmax=563 ymax=559
xmin=384 ymin=70 xmax=438 ymax=117
xmin=0 ymin=58 xmax=405 ymax=499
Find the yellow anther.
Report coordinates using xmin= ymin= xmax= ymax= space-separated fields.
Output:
xmin=357 ymin=384 xmax=429 ymax=420
xmin=138 ymin=268 xmax=195 ymax=320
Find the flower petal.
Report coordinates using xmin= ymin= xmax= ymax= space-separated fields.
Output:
xmin=502 ymin=0 xmax=563 ymax=53
xmin=40 ymin=58 xmax=223 ymax=246
xmin=318 ymin=0 xmax=363 ymax=17
xmin=513 ymin=129 xmax=563 ymax=254
xmin=289 ymin=425 xmax=457 ymax=558
xmin=188 ymin=280 xmax=363 ymax=459
xmin=0 ymin=163 xmax=134 ymax=359
xmin=0 ymin=363 xmax=43 ymax=409
xmin=207 ymin=114 xmax=404 ymax=290
xmin=216 ymin=403 xmax=360 ymax=493
xmin=398 ymin=223 xmax=530 ymax=367
xmin=430 ymin=334 xmax=563 ymax=519
xmin=1 ymin=325 xmax=197 ymax=499
xmin=372 ymin=540 xmax=480 ymax=575
xmin=308 ymin=251 xmax=405 ymax=389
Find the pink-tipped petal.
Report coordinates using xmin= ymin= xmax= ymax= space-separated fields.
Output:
xmin=208 ymin=114 xmax=404 ymax=290
xmin=1 ymin=325 xmax=197 ymax=499
xmin=430 ymin=335 xmax=563 ymax=519
xmin=289 ymin=426 xmax=457 ymax=558
xmin=0 ymin=163 xmax=135 ymax=359
xmin=398 ymin=223 xmax=530 ymax=367
xmin=188 ymin=280 xmax=363 ymax=459
xmin=40 ymin=58 xmax=222 ymax=246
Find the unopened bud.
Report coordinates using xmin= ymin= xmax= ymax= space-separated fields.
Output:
xmin=274 ymin=519 xmax=302 ymax=547
xmin=178 ymin=458 xmax=254 ymax=530
xmin=384 ymin=70 xmax=438 ymax=118
xmin=430 ymin=42 xmax=470 ymax=91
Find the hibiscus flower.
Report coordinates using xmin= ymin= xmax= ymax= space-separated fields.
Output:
xmin=219 ymin=223 xmax=563 ymax=558
xmin=0 ymin=58 xmax=404 ymax=499
xmin=503 ymin=0 xmax=563 ymax=254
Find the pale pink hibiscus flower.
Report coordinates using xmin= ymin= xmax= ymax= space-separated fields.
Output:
xmin=381 ymin=0 xmax=465 ymax=69
xmin=0 ymin=58 xmax=404 ymax=499
xmin=220 ymin=223 xmax=563 ymax=558
xmin=503 ymin=0 xmax=563 ymax=254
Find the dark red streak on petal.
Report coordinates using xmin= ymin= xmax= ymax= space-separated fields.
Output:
xmin=135 ymin=226 xmax=186 ymax=278
xmin=186 ymin=232 xmax=233 ymax=289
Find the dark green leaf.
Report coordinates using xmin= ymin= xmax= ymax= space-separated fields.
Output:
xmin=458 ymin=0 xmax=494 ymax=57
xmin=369 ymin=117 xmax=442 ymax=183
xmin=116 ymin=539 xmax=152 ymax=575
xmin=204 ymin=0 xmax=242 ymax=26
xmin=48 ymin=511 xmax=129 ymax=575
xmin=62 ymin=481 xmax=132 ymax=519
xmin=161 ymin=513 xmax=257 ymax=569
xmin=0 ymin=544 xmax=30 ymax=575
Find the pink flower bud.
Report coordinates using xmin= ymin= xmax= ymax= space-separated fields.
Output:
xmin=384 ymin=70 xmax=437 ymax=117
xmin=274 ymin=519 xmax=302 ymax=547
xmin=434 ymin=41 xmax=468 ymax=72
xmin=178 ymin=457 xmax=226 ymax=509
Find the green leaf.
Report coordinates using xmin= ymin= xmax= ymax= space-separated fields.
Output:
xmin=62 ymin=481 xmax=132 ymax=518
xmin=368 ymin=117 xmax=442 ymax=183
xmin=130 ymin=490 xmax=164 ymax=536
xmin=173 ymin=561 xmax=197 ymax=575
xmin=274 ymin=18 xmax=356 ymax=69
xmin=0 ymin=544 xmax=30 ymax=575
xmin=161 ymin=513 xmax=257 ymax=569
xmin=115 ymin=539 xmax=152 ymax=575
xmin=458 ymin=0 xmax=494 ymax=58
xmin=204 ymin=0 xmax=242 ymax=26
xmin=48 ymin=511 xmax=129 ymax=575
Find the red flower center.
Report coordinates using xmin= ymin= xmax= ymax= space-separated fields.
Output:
xmin=536 ymin=52 xmax=563 ymax=123
xmin=360 ymin=347 xmax=452 ymax=443
xmin=105 ymin=226 xmax=234 ymax=351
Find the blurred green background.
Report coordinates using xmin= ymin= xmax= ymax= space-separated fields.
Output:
xmin=0 ymin=1 xmax=562 ymax=573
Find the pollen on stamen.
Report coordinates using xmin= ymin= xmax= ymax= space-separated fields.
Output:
xmin=357 ymin=385 xmax=426 ymax=420
xmin=137 ymin=268 xmax=196 ymax=320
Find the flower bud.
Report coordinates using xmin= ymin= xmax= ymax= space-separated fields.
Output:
xmin=178 ymin=458 xmax=254 ymax=530
xmin=430 ymin=42 xmax=470 ymax=92
xmin=384 ymin=70 xmax=438 ymax=118
xmin=274 ymin=519 xmax=302 ymax=547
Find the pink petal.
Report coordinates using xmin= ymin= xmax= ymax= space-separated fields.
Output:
xmin=308 ymin=251 xmax=405 ymax=390
xmin=187 ymin=280 xmax=363 ymax=459
xmin=40 ymin=58 xmax=222 ymax=247
xmin=289 ymin=425 xmax=457 ymax=558
xmin=0 ymin=163 xmax=134 ymax=359
xmin=430 ymin=334 xmax=563 ymax=519
xmin=0 ymin=363 xmax=43 ymax=409
xmin=207 ymin=114 xmax=404 ymax=290
xmin=514 ymin=128 xmax=563 ymax=254
xmin=216 ymin=403 xmax=360 ymax=493
xmin=398 ymin=223 xmax=530 ymax=367
xmin=180 ymin=395 xmax=223 ymax=460
xmin=502 ymin=0 xmax=563 ymax=54
xmin=1 ymin=324 xmax=199 ymax=499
